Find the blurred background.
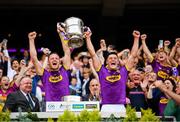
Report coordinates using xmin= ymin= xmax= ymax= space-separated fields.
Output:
xmin=0 ymin=0 xmax=180 ymax=56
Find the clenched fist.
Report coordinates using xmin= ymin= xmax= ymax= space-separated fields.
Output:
xmin=141 ymin=34 xmax=147 ymax=41
xmin=132 ymin=30 xmax=140 ymax=38
xmin=84 ymin=27 xmax=92 ymax=39
xmin=28 ymin=31 xmax=37 ymax=40
xmin=164 ymin=40 xmax=171 ymax=46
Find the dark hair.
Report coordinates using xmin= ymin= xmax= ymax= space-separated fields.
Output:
xmin=11 ymin=59 xmax=19 ymax=66
xmin=136 ymin=67 xmax=145 ymax=73
xmin=71 ymin=76 xmax=77 ymax=80
xmin=48 ymin=52 xmax=60 ymax=58
xmin=106 ymin=51 xmax=118 ymax=58
xmin=165 ymin=77 xmax=176 ymax=92
xmin=104 ymin=51 xmax=118 ymax=65
xmin=108 ymin=45 xmax=116 ymax=50
xmin=82 ymin=64 xmax=90 ymax=69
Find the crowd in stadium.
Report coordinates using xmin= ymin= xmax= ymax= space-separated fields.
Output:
xmin=0 ymin=24 xmax=180 ymax=120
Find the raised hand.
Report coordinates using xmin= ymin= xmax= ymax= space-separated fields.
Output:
xmin=57 ymin=23 xmax=65 ymax=34
xmin=100 ymin=39 xmax=107 ymax=51
xmin=84 ymin=27 xmax=92 ymax=39
xmin=133 ymin=30 xmax=140 ymax=38
xmin=141 ymin=34 xmax=147 ymax=41
xmin=28 ymin=31 xmax=37 ymax=40
xmin=164 ymin=40 xmax=171 ymax=46
xmin=41 ymin=47 xmax=51 ymax=55
xmin=140 ymin=80 xmax=148 ymax=90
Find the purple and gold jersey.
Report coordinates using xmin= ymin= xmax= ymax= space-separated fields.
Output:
xmin=0 ymin=82 xmax=18 ymax=101
xmin=97 ymin=65 xmax=128 ymax=104
xmin=41 ymin=66 xmax=70 ymax=101
xmin=149 ymin=59 xmax=172 ymax=80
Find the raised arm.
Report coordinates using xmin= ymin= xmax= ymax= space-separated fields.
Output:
xmin=28 ymin=32 xmax=43 ymax=75
xmin=125 ymin=30 xmax=140 ymax=70
xmin=96 ymin=39 xmax=107 ymax=64
xmin=14 ymin=62 xmax=33 ymax=86
xmin=57 ymin=24 xmax=71 ymax=69
xmin=89 ymin=59 xmax=99 ymax=81
xmin=141 ymin=34 xmax=153 ymax=62
xmin=84 ymin=28 xmax=101 ymax=71
xmin=169 ymin=41 xmax=180 ymax=66
xmin=41 ymin=48 xmax=51 ymax=69
xmin=154 ymin=81 xmax=180 ymax=105
xmin=117 ymin=49 xmax=130 ymax=66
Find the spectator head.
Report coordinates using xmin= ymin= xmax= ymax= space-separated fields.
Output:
xmin=23 ymin=49 xmax=29 ymax=57
xmin=164 ymin=78 xmax=176 ymax=92
xmin=105 ymin=52 xmax=119 ymax=70
xmin=144 ymin=65 xmax=153 ymax=73
xmin=79 ymin=55 xmax=90 ymax=65
xmin=11 ymin=59 xmax=20 ymax=71
xmin=19 ymin=76 xmax=32 ymax=94
xmin=89 ymin=79 xmax=100 ymax=96
xmin=156 ymin=48 xmax=168 ymax=62
xmin=145 ymin=72 xmax=157 ymax=83
xmin=0 ymin=76 xmax=10 ymax=90
xmin=71 ymin=76 xmax=77 ymax=86
xmin=78 ymin=52 xmax=90 ymax=65
xmin=48 ymin=52 xmax=61 ymax=71
xmin=82 ymin=65 xmax=91 ymax=79
xmin=129 ymin=69 xmax=144 ymax=85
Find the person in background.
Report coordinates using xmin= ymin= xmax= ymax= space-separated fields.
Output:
xmin=69 ymin=76 xmax=81 ymax=96
xmin=127 ymin=68 xmax=148 ymax=111
xmin=22 ymin=49 xmax=30 ymax=65
xmin=2 ymin=40 xmax=20 ymax=82
xmin=154 ymin=80 xmax=180 ymax=121
xmin=80 ymin=65 xmax=92 ymax=98
xmin=82 ymin=78 xmax=101 ymax=101
xmin=2 ymin=76 xmax=40 ymax=112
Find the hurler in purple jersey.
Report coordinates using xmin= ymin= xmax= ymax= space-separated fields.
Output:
xmin=29 ymin=25 xmax=71 ymax=102
xmin=141 ymin=34 xmax=173 ymax=80
xmin=84 ymin=28 xmax=140 ymax=104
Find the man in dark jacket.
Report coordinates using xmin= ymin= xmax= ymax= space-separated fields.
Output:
xmin=3 ymin=76 xmax=40 ymax=112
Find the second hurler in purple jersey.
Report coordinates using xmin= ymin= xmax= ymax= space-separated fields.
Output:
xmin=97 ymin=65 xmax=128 ymax=104
xmin=84 ymin=29 xmax=140 ymax=105
xmin=149 ymin=59 xmax=172 ymax=80
xmin=41 ymin=66 xmax=70 ymax=101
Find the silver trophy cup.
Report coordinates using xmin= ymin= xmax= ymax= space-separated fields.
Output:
xmin=59 ymin=17 xmax=86 ymax=48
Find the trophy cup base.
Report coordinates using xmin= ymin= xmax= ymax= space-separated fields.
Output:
xmin=68 ymin=35 xmax=84 ymax=48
